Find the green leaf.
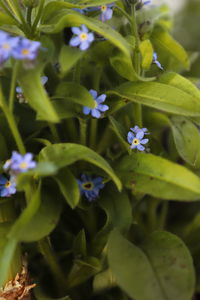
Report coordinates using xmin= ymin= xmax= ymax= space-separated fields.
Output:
xmin=108 ymin=230 xmax=195 ymax=300
xmin=55 ymin=82 xmax=96 ymax=108
xmin=116 ymin=152 xmax=200 ymax=200
xmin=109 ymin=116 xmax=130 ymax=152
xmin=0 ymin=12 xmax=17 ymax=25
xmin=170 ymin=116 xmax=200 ymax=168
xmin=19 ymin=192 xmax=61 ymax=242
xmin=18 ymin=67 xmax=59 ymax=123
xmin=54 ymin=167 xmax=80 ymax=209
xmin=139 ymin=39 xmax=154 ymax=70
xmin=59 ymin=45 xmax=84 ymax=77
xmin=41 ymin=9 xmax=131 ymax=59
xmin=73 ymin=229 xmax=87 ymax=257
xmin=151 ymin=26 xmax=190 ymax=70
xmin=110 ymin=81 xmax=200 ymax=116
xmin=39 ymin=143 xmax=122 ymax=190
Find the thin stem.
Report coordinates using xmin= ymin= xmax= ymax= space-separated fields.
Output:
xmin=131 ymin=4 xmax=143 ymax=127
xmin=26 ymin=7 xmax=32 ymax=26
xmin=158 ymin=202 xmax=169 ymax=230
xmin=48 ymin=123 xmax=60 ymax=143
xmin=65 ymin=118 xmax=77 ymax=142
xmin=38 ymin=238 xmax=67 ymax=294
xmin=9 ymin=61 xmax=19 ymax=112
xmin=89 ymin=119 xmax=98 ymax=149
xmin=6 ymin=0 xmax=28 ymax=30
xmin=79 ymin=118 xmax=87 ymax=145
xmin=0 ymin=84 xmax=26 ymax=154
xmin=32 ymin=0 xmax=45 ymax=33
xmin=115 ymin=5 xmax=132 ymax=23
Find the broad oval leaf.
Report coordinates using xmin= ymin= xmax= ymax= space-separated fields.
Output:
xmin=59 ymin=45 xmax=84 ymax=77
xmin=39 ymin=143 xmax=122 ymax=190
xmin=108 ymin=230 xmax=195 ymax=300
xmin=116 ymin=153 xmax=200 ymax=200
xmin=110 ymin=81 xmax=200 ymax=116
xmin=170 ymin=116 xmax=200 ymax=168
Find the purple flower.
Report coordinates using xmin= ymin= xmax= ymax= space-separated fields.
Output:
xmin=3 ymin=151 xmax=37 ymax=174
xmin=69 ymin=25 xmax=94 ymax=51
xmin=12 ymin=38 xmax=41 ymax=60
xmin=0 ymin=175 xmax=16 ymax=197
xmin=153 ymin=52 xmax=163 ymax=70
xmin=0 ymin=30 xmax=19 ymax=65
xmin=83 ymin=89 xmax=109 ymax=118
xmin=99 ymin=4 xmax=114 ymax=22
xmin=127 ymin=129 xmax=149 ymax=151
xmin=77 ymin=174 xmax=104 ymax=201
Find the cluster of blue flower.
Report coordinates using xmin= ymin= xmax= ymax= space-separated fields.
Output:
xmin=0 ymin=152 xmax=37 ymax=197
xmin=0 ymin=30 xmax=41 ymax=65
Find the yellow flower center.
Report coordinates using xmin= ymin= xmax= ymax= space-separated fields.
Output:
xmin=21 ymin=48 xmax=30 ymax=56
xmin=2 ymin=43 xmax=11 ymax=50
xmin=101 ymin=5 xmax=107 ymax=12
xmin=20 ymin=162 xmax=28 ymax=169
xmin=132 ymin=138 xmax=140 ymax=145
xmin=5 ymin=181 xmax=11 ymax=188
xmin=80 ymin=33 xmax=88 ymax=41
xmin=82 ymin=181 xmax=94 ymax=191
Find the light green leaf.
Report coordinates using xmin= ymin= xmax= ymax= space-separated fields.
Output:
xmin=59 ymin=45 xmax=84 ymax=77
xmin=116 ymin=153 xmax=200 ymax=200
xmin=151 ymin=26 xmax=190 ymax=70
xmin=39 ymin=143 xmax=122 ymax=190
xmin=55 ymin=82 xmax=96 ymax=108
xmin=108 ymin=230 xmax=195 ymax=300
xmin=110 ymin=81 xmax=200 ymax=116
xmin=41 ymin=10 xmax=131 ymax=59
xmin=139 ymin=39 xmax=154 ymax=70
xmin=170 ymin=116 xmax=200 ymax=168
xmin=54 ymin=167 xmax=80 ymax=209
xmin=0 ymin=12 xmax=17 ymax=25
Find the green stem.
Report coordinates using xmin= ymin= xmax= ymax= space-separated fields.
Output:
xmin=9 ymin=61 xmax=19 ymax=112
xmin=32 ymin=0 xmax=45 ymax=33
xmin=48 ymin=122 xmax=60 ymax=143
xmin=26 ymin=6 xmax=32 ymax=26
xmin=79 ymin=118 xmax=87 ymax=145
xmin=7 ymin=0 xmax=28 ymax=31
xmin=97 ymin=126 xmax=112 ymax=154
xmin=38 ymin=238 xmax=67 ymax=294
xmin=158 ymin=202 xmax=169 ymax=230
xmin=65 ymin=118 xmax=77 ymax=142
xmin=131 ymin=4 xmax=143 ymax=127
xmin=0 ymin=84 xmax=26 ymax=154
xmin=89 ymin=118 xmax=98 ymax=150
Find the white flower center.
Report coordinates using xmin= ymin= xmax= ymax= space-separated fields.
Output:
xmin=80 ymin=33 xmax=88 ymax=41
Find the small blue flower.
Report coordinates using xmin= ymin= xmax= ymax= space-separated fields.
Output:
xmin=153 ymin=52 xmax=163 ymax=70
xmin=0 ymin=175 xmax=16 ymax=197
xmin=99 ymin=4 xmax=114 ymax=22
xmin=83 ymin=89 xmax=109 ymax=118
xmin=3 ymin=151 xmax=37 ymax=174
xmin=12 ymin=38 xmax=41 ymax=60
xmin=127 ymin=128 xmax=149 ymax=151
xmin=77 ymin=174 xmax=104 ymax=201
xmin=0 ymin=30 xmax=19 ymax=65
xmin=143 ymin=0 xmax=151 ymax=5
xmin=69 ymin=25 xmax=94 ymax=51
xmin=130 ymin=125 xmax=149 ymax=135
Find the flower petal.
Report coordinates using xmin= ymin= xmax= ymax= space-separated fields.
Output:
xmin=91 ymin=109 xmax=101 ymax=118
xmin=136 ymin=130 xmax=144 ymax=140
xmin=69 ymin=36 xmax=81 ymax=47
xmin=96 ymin=94 xmax=106 ymax=104
xmin=137 ymin=144 xmax=145 ymax=151
xmin=127 ymin=132 xmax=134 ymax=144
xmin=80 ymin=41 xmax=90 ymax=51
xmin=71 ymin=27 xmax=81 ymax=35
xmin=140 ymin=138 xmax=149 ymax=145
xmin=83 ymin=106 xmax=91 ymax=115
xmin=98 ymin=104 xmax=109 ymax=112
xmin=89 ymin=89 xmax=98 ymax=99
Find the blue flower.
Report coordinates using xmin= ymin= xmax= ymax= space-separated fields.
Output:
xmin=12 ymin=38 xmax=41 ymax=60
xmin=0 ymin=175 xmax=16 ymax=197
xmin=0 ymin=30 xmax=19 ymax=65
xmin=69 ymin=25 xmax=94 ymax=51
xmin=3 ymin=151 xmax=37 ymax=174
xmin=127 ymin=128 xmax=149 ymax=151
xmin=130 ymin=125 xmax=149 ymax=135
xmin=99 ymin=4 xmax=114 ymax=22
xmin=143 ymin=0 xmax=151 ymax=5
xmin=77 ymin=174 xmax=104 ymax=201
xmin=153 ymin=52 xmax=163 ymax=70
xmin=83 ymin=89 xmax=109 ymax=118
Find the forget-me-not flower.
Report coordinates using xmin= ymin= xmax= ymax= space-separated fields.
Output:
xmin=69 ymin=25 xmax=94 ymax=51
xmin=130 ymin=125 xmax=149 ymax=135
xmin=77 ymin=174 xmax=104 ymax=201
xmin=83 ymin=89 xmax=109 ymax=118
xmin=0 ymin=31 xmax=19 ymax=65
xmin=99 ymin=4 xmax=114 ymax=22
xmin=4 ymin=151 xmax=37 ymax=174
xmin=12 ymin=38 xmax=41 ymax=60
xmin=153 ymin=52 xmax=163 ymax=70
xmin=0 ymin=175 xmax=16 ymax=197
xmin=127 ymin=127 xmax=149 ymax=151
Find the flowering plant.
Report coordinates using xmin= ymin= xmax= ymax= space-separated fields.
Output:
xmin=0 ymin=0 xmax=200 ymax=299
